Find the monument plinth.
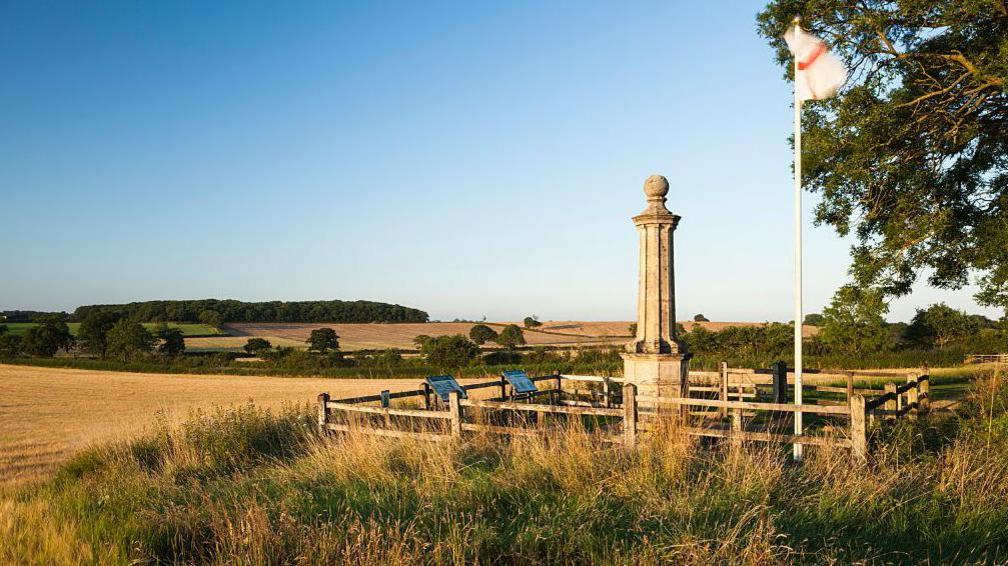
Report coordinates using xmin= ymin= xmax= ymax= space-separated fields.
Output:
xmin=621 ymin=175 xmax=690 ymax=399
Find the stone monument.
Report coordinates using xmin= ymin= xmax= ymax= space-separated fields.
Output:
xmin=621 ymin=175 xmax=690 ymax=399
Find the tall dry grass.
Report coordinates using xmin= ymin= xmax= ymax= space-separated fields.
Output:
xmin=3 ymin=370 xmax=1008 ymax=564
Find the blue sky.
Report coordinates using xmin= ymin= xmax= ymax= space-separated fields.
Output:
xmin=0 ymin=1 xmax=998 ymax=322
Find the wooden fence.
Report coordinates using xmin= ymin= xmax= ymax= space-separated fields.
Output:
xmin=318 ymin=367 xmax=931 ymax=461
xmin=966 ymin=353 xmax=1008 ymax=364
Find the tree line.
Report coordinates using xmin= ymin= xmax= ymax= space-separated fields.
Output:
xmin=0 ymin=314 xmax=184 ymax=361
xmin=70 ymin=299 xmax=428 ymax=324
xmin=679 ymin=298 xmax=1007 ymax=369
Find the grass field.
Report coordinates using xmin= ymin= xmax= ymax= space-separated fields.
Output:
xmin=1 ymin=366 xmax=1004 ymax=564
xmin=2 ymin=322 xmax=224 ymax=337
xmin=0 ymin=364 xmax=486 ymax=486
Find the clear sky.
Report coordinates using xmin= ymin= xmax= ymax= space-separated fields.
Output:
xmin=1 ymin=1 xmax=999 ymax=323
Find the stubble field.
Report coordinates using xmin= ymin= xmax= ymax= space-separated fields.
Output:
xmin=210 ymin=320 xmax=819 ymax=352
xmin=0 ymin=364 xmax=480 ymax=486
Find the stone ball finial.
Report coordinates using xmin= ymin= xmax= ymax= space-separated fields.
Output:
xmin=644 ymin=175 xmax=669 ymax=199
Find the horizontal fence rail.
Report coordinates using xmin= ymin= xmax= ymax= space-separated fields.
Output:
xmin=317 ymin=366 xmax=933 ymax=461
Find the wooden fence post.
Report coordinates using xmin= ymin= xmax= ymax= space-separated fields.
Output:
xmin=731 ymin=403 xmax=742 ymax=446
xmin=317 ymin=393 xmax=330 ymax=433
xmin=850 ymin=394 xmax=867 ymax=462
xmin=846 ymin=372 xmax=855 ymax=407
xmin=448 ymin=391 xmax=463 ymax=438
xmin=719 ymin=361 xmax=729 ymax=418
xmin=622 ymin=383 xmax=637 ymax=449
xmin=603 ymin=378 xmax=611 ymax=408
xmin=919 ymin=372 xmax=930 ymax=414
xmin=906 ymin=373 xmax=919 ymax=418
xmin=884 ymin=382 xmax=897 ymax=419
xmin=499 ymin=375 xmax=507 ymax=400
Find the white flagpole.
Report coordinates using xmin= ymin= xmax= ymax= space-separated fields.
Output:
xmin=792 ymin=16 xmax=804 ymax=461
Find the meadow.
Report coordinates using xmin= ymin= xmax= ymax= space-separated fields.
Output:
xmin=1 ymin=366 xmax=1005 ymax=564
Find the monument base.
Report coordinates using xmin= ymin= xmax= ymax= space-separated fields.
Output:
xmin=621 ymin=352 xmax=690 ymax=400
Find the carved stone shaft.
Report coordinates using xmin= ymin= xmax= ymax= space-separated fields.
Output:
xmin=621 ymin=175 xmax=690 ymax=402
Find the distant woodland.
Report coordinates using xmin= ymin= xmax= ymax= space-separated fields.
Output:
xmin=3 ymin=300 xmax=429 ymax=324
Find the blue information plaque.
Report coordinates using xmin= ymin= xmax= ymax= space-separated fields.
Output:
xmin=502 ymin=370 xmax=538 ymax=395
xmin=425 ymin=375 xmax=467 ymax=403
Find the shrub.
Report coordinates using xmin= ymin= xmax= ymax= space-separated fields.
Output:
xmin=421 ymin=334 xmax=480 ymax=369
xmin=243 ymin=337 xmax=272 ymax=355
xmin=482 ymin=350 xmax=523 ymax=365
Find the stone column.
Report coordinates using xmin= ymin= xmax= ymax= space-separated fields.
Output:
xmin=621 ymin=175 xmax=690 ymax=400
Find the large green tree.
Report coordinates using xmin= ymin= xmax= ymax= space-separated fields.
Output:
xmin=78 ymin=311 xmax=119 ymax=357
xmin=106 ymin=320 xmax=155 ymax=362
xmin=496 ymin=324 xmax=526 ymax=349
xmin=818 ymin=285 xmax=893 ymax=354
xmin=468 ymin=324 xmax=498 ymax=346
xmin=758 ymin=2 xmax=1008 ymax=309
xmin=905 ymin=302 xmax=977 ymax=348
xmin=306 ymin=328 xmax=340 ymax=354
xmin=22 ymin=316 xmax=74 ymax=357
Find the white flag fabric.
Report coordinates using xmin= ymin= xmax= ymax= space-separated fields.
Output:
xmin=784 ymin=26 xmax=847 ymax=101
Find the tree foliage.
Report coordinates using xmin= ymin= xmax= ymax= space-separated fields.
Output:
xmin=693 ymin=314 xmax=710 ymax=322
xmin=803 ymin=313 xmax=825 ymax=326
xmin=496 ymin=324 xmax=526 ymax=349
xmin=758 ymin=2 xmax=1008 ymax=309
xmin=157 ymin=326 xmax=186 ymax=356
xmin=72 ymin=299 xmax=429 ymax=324
xmin=0 ymin=334 xmax=22 ymax=357
xmin=306 ymin=328 xmax=340 ymax=354
xmin=22 ymin=315 xmax=74 ymax=357
xmin=198 ymin=309 xmax=224 ymax=329
xmin=523 ymin=316 xmax=542 ymax=328
xmin=818 ymin=285 xmax=893 ymax=354
xmin=243 ymin=338 xmax=272 ymax=354
xmin=420 ymin=334 xmax=480 ymax=369
xmin=106 ymin=320 xmax=155 ymax=362
xmin=905 ymin=302 xmax=978 ymax=348
xmin=78 ymin=311 xmax=119 ymax=357
xmin=468 ymin=324 xmax=498 ymax=345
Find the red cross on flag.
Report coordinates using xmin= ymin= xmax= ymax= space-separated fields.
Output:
xmin=784 ymin=25 xmax=847 ymax=101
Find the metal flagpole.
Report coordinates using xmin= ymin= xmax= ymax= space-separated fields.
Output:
xmin=792 ymin=16 xmax=804 ymax=461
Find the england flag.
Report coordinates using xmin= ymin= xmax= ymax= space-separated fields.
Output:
xmin=784 ymin=25 xmax=847 ymax=101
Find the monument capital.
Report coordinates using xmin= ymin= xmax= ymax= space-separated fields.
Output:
xmin=635 ymin=174 xmax=679 ymax=221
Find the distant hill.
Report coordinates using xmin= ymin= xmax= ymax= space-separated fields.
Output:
xmin=70 ymin=299 xmax=429 ymax=324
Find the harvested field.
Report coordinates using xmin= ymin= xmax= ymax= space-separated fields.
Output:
xmin=0 ymin=364 xmax=480 ymax=486
xmin=223 ymin=320 xmax=818 ymax=351
xmin=225 ymin=322 xmax=624 ymax=350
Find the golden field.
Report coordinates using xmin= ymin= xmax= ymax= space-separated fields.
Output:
xmin=208 ymin=320 xmax=819 ymax=352
xmin=0 ymin=364 xmax=472 ymax=486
